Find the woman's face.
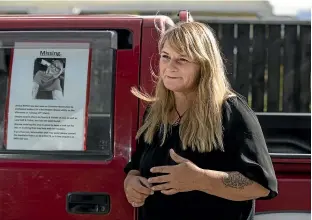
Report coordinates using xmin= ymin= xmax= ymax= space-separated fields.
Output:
xmin=46 ymin=63 xmax=61 ymax=78
xmin=159 ymin=41 xmax=200 ymax=93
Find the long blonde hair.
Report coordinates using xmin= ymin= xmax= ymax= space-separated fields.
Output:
xmin=132 ymin=21 xmax=235 ymax=153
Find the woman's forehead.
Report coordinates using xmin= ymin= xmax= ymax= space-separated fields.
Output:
xmin=161 ymin=41 xmax=187 ymax=57
xmin=52 ymin=60 xmax=61 ymax=65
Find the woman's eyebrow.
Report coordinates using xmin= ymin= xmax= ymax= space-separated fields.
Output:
xmin=161 ymin=50 xmax=188 ymax=58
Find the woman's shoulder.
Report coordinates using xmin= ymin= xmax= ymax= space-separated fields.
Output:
xmin=222 ymin=94 xmax=258 ymax=128
xmin=34 ymin=70 xmax=44 ymax=77
xmin=33 ymin=71 xmax=45 ymax=83
xmin=36 ymin=70 xmax=45 ymax=75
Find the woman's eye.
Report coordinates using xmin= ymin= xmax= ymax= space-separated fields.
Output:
xmin=161 ymin=55 xmax=170 ymax=59
xmin=179 ymin=58 xmax=188 ymax=63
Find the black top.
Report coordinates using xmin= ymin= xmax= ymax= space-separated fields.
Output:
xmin=124 ymin=96 xmax=278 ymax=220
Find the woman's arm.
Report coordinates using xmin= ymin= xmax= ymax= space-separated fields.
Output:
xmin=32 ymin=82 xmax=39 ymax=99
xmin=149 ymin=97 xmax=278 ymax=200
xmin=52 ymin=90 xmax=63 ymax=100
xmin=198 ymin=97 xmax=277 ymax=201
xmin=197 ymin=169 xmax=270 ymax=201
xmin=148 ymin=149 xmax=272 ymax=201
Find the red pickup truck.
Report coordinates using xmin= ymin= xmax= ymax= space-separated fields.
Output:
xmin=0 ymin=11 xmax=310 ymax=220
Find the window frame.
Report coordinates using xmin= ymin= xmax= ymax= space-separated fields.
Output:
xmin=0 ymin=30 xmax=118 ymax=161
xmin=256 ymin=112 xmax=311 ymax=159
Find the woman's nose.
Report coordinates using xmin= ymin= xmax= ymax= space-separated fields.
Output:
xmin=167 ymin=59 xmax=178 ymax=71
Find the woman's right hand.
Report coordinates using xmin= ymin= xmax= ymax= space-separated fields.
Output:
xmin=124 ymin=173 xmax=154 ymax=207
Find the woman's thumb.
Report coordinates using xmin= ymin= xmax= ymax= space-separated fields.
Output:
xmin=138 ymin=177 xmax=152 ymax=188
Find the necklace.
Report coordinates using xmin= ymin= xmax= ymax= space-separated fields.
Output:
xmin=172 ymin=106 xmax=186 ymax=125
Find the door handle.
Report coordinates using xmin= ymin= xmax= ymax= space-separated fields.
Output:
xmin=66 ymin=192 xmax=110 ymax=214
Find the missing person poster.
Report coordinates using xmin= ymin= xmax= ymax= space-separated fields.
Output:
xmin=5 ymin=42 xmax=90 ymax=151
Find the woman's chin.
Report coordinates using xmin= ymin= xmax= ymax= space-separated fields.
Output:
xmin=163 ymin=81 xmax=183 ymax=92
xmin=164 ymin=85 xmax=184 ymax=92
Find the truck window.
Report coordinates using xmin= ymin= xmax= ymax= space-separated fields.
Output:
xmin=0 ymin=31 xmax=117 ymax=160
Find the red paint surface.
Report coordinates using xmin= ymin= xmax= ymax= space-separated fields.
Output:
xmin=0 ymin=14 xmax=310 ymax=220
xmin=0 ymin=16 xmax=142 ymax=220
xmin=256 ymin=158 xmax=311 ymax=211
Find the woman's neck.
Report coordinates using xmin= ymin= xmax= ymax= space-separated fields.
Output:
xmin=174 ymin=91 xmax=196 ymax=114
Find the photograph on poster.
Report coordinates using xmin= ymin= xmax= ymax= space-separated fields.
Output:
xmin=5 ymin=42 xmax=90 ymax=151
xmin=32 ymin=58 xmax=66 ymax=100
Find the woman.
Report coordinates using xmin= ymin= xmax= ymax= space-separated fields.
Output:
xmin=32 ymin=59 xmax=64 ymax=100
xmin=124 ymin=21 xmax=278 ymax=220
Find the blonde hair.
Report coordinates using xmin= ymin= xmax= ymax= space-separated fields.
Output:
xmin=132 ymin=21 xmax=235 ymax=153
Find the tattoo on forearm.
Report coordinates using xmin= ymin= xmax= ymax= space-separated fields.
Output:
xmin=222 ymin=172 xmax=253 ymax=189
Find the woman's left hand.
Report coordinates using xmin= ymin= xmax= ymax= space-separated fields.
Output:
xmin=148 ymin=149 xmax=204 ymax=195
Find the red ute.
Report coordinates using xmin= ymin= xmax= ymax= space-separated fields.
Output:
xmin=0 ymin=12 xmax=310 ymax=220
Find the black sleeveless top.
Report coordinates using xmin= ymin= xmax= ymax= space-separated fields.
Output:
xmin=124 ymin=96 xmax=278 ymax=220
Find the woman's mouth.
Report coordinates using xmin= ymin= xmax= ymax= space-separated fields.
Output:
xmin=166 ymin=75 xmax=179 ymax=79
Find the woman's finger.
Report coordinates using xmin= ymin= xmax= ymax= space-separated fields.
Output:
xmin=151 ymin=183 xmax=172 ymax=191
xmin=148 ymin=175 xmax=170 ymax=184
xmin=127 ymin=188 xmax=148 ymax=201
xmin=131 ymin=201 xmax=144 ymax=207
xmin=127 ymin=195 xmax=145 ymax=204
xmin=138 ymin=176 xmax=152 ymax=188
xmin=161 ymin=188 xmax=179 ymax=195
xmin=135 ymin=184 xmax=154 ymax=196
xmin=150 ymin=165 xmax=174 ymax=174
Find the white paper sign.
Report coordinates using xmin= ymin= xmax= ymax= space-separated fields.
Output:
xmin=6 ymin=42 xmax=90 ymax=151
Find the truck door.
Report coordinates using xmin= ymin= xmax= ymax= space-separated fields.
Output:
xmin=0 ymin=17 xmax=141 ymax=220
xmin=255 ymin=113 xmax=311 ymax=214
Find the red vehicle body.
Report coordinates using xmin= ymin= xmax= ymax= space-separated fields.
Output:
xmin=0 ymin=12 xmax=310 ymax=220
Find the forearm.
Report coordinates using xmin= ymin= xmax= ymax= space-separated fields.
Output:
xmin=32 ymin=83 xmax=39 ymax=99
xmin=52 ymin=90 xmax=63 ymax=100
xmin=197 ymin=169 xmax=270 ymax=201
